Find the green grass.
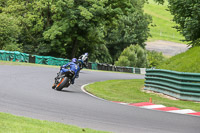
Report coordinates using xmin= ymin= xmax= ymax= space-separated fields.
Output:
xmin=158 ymin=46 xmax=200 ymax=73
xmin=85 ymin=79 xmax=200 ymax=111
xmin=144 ymin=0 xmax=185 ymax=43
xmin=0 ymin=112 xmax=109 ymax=133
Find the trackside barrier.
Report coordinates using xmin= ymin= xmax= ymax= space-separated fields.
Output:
xmin=0 ymin=50 xmax=69 ymax=66
xmin=0 ymin=50 xmax=146 ymax=74
xmin=145 ymin=69 xmax=200 ymax=101
xmin=87 ymin=62 xmax=145 ymax=74
xmin=34 ymin=56 xmax=69 ymax=66
xmin=0 ymin=50 xmax=29 ymax=62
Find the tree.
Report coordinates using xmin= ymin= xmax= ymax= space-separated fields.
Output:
xmin=115 ymin=44 xmax=147 ymax=68
xmin=89 ymin=44 xmax=112 ymax=63
xmin=0 ymin=0 xmax=7 ymax=13
xmin=106 ymin=0 xmax=151 ymax=64
xmin=1 ymin=0 xmax=151 ymax=63
xmin=44 ymin=0 xmax=151 ymax=59
xmin=1 ymin=0 xmax=51 ymax=54
xmin=154 ymin=0 xmax=200 ymax=46
xmin=1 ymin=0 xmax=113 ymax=58
xmin=43 ymin=0 xmax=108 ymax=58
xmin=0 ymin=13 xmax=21 ymax=51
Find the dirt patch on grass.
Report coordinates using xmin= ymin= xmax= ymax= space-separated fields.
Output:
xmin=141 ymin=88 xmax=178 ymax=100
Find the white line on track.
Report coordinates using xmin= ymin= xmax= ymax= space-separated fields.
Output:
xmin=81 ymin=83 xmax=108 ymax=102
xmin=141 ymin=105 xmax=166 ymax=109
xmin=168 ymin=109 xmax=196 ymax=114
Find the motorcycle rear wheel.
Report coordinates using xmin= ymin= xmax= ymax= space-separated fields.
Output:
xmin=55 ymin=77 xmax=70 ymax=91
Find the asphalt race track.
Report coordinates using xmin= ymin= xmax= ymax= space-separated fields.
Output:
xmin=0 ymin=65 xmax=200 ymax=133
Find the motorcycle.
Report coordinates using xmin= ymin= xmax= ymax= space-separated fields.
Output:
xmin=78 ymin=53 xmax=88 ymax=70
xmin=52 ymin=53 xmax=88 ymax=91
xmin=52 ymin=68 xmax=75 ymax=91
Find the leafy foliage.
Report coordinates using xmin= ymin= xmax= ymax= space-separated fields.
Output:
xmin=89 ymin=44 xmax=112 ymax=63
xmin=1 ymin=0 xmax=151 ymax=63
xmin=115 ymin=44 xmax=147 ymax=68
xmin=106 ymin=0 xmax=151 ymax=63
xmin=3 ymin=43 xmax=23 ymax=52
xmin=147 ymin=50 xmax=166 ymax=68
xmin=0 ymin=13 xmax=21 ymax=51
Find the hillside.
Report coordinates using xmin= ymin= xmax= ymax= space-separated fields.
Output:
xmin=144 ymin=0 xmax=185 ymax=43
xmin=144 ymin=1 xmax=197 ymax=73
xmin=158 ymin=46 xmax=200 ymax=73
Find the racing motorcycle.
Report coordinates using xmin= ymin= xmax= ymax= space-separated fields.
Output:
xmin=52 ymin=68 xmax=75 ymax=91
xmin=52 ymin=53 xmax=88 ymax=91
xmin=78 ymin=53 xmax=88 ymax=70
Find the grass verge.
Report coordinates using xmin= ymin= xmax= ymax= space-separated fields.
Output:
xmin=158 ymin=46 xmax=200 ymax=73
xmin=85 ymin=79 xmax=200 ymax=111
xmin=0 ymin=112 xmax=109 ymax=133
xmin=144 ymin=0 xmax=185 ymax=43
xmin=0 ymin=60 xmax=59 ymax=68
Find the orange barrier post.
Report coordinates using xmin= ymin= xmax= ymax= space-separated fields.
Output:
xmin=149 ymin=97 xmax=152 ymax=103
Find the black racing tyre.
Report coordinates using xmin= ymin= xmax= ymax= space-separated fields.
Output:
xmin=55 ymin=77 xmax=69 ymax=91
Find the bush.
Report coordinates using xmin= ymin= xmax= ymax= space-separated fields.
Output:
xmin=115 ymin=44 xmax=147 ymax=68
xmin=147 ymin=50 xmax=166 ymax=68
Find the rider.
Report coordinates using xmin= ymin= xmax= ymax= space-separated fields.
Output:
xmin=60 ymin=58 xmax=80 ymax=84
xmin=78 ymin=53 xmax=88 ymax=69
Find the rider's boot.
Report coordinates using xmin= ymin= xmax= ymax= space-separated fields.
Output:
xmin=52 ymin=83 xmax=56 ymax=89
xmin=71 ymin=78 xmax=75 ymax=84
xmin=76 ymin=70 xmax=80 ymax=78
xmin=52 ymin=76 xmax=58 ymax=89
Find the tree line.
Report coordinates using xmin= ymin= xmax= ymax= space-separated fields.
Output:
xmin=0 ymin=0 xmax=151 ymax=64
xmin=1 ymin=0 xmax=199 ymax=67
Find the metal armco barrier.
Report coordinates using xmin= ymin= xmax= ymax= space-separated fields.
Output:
xmin=88 ymin=62 xmax=144 ymax=74
xmin=145 ymin=69 xmax=200 ymax=101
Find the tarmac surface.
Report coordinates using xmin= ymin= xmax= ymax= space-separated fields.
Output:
xmin=146 ymin=40 xmax=189 ymax=56
xmin=0 ymin=65 xmax=200 ymax=133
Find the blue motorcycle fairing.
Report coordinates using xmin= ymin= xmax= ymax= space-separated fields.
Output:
xmin=61 ymin=62 xmax=80 ymax=77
